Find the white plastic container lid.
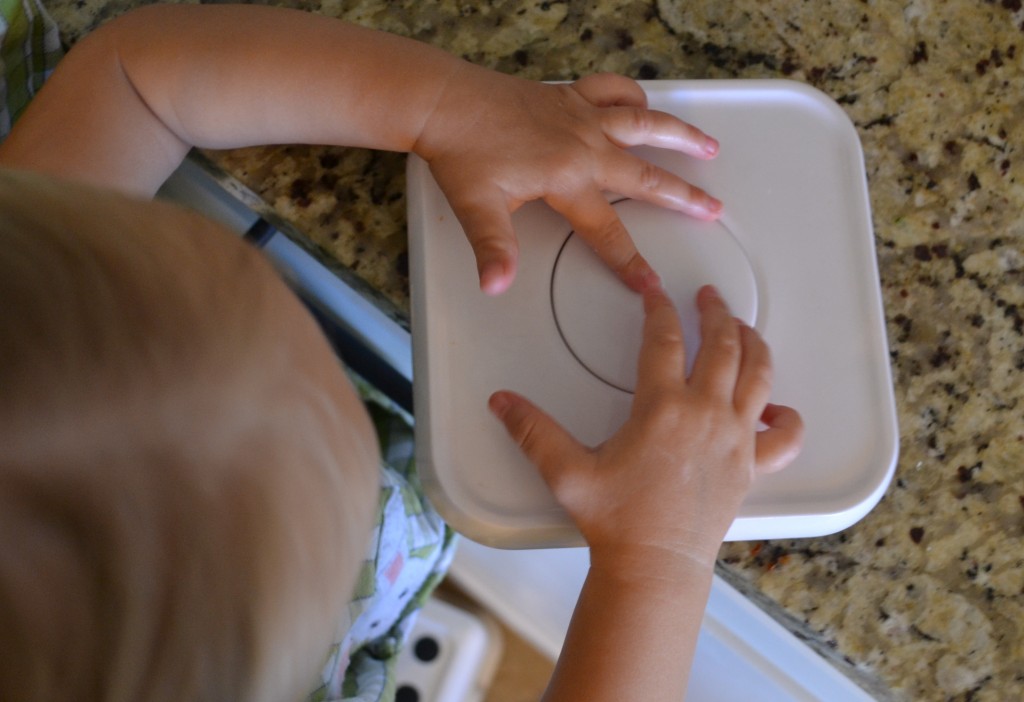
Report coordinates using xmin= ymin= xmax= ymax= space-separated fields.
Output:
xmin=409 ymin=80 xmax=899 ymax=549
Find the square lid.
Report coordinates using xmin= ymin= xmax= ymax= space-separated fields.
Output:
xmin=409 ymin=80 xmax=899 ymax=548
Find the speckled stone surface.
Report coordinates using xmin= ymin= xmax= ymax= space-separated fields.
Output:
xmin=45 ymin=1 xmax=1024 ymax=699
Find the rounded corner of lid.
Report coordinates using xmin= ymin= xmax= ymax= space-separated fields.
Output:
xmin=821 ymin=450 xmax=901 ymax=534
xmin=772 ymin=79 xmax=860 ymax=132
xmin=419 ymin=467 xmax=491 ymax=540
xmin=418 ymin=469 xmax=584 ymax=549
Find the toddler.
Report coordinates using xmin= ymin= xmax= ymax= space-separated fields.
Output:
xmin=0 ymin=5 xmax=803 ymax=701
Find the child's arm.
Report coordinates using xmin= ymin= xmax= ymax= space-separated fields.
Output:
xmin=489 ymin=285 xmax=804 ymax=701
xmin=0 ymin=4 xmax=720 ymax=294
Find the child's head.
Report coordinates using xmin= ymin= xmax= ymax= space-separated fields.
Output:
xmin=0 ymin=170 xmax=380 ymax=702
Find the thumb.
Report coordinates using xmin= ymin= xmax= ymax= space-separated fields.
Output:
xmin=488 ymin=391 xmax=588 ymax=489
xmin=754 ymin=403 xmax=805 ymax=474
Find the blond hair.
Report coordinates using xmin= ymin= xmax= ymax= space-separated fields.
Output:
xmin=0 ymin=170 xmax=378 ymax=702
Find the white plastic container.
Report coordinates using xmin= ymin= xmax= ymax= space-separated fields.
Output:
xmin=409 ymin=80 xmax=899 ymax=548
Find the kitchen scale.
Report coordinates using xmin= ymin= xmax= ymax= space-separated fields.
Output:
xmin=409 ymin=80 xmax=899 ymax=548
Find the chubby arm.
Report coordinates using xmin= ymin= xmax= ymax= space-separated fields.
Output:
xmin=489 ymin=286 xmax=804 ymax=701
xmin=0 ymin=4 xmax=464 ymax=195
xmin=0 ymin=4 xmax=721 ymax=293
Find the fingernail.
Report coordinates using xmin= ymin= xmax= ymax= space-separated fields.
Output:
xmin=480 ymin=262 xmax=511 ymax=295
xmin=704 ymin=137 xmax=720 ymax=157
xmin=621 ymin=253 xmax=658 ymax=293
xmin=692 ymin=197 xmax=723 ymax=221
xmin=701 ymin=284 xmax=720 ymax=300
xmin=640 ymin=266 xmax=662 ymax=291
xmin=489 ymin=392 xmax=510 ymax=416
xmin=643 ymin=284 xmax=668 ymax=311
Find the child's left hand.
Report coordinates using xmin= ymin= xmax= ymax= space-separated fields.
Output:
xmin=414 ymin=66 xmax=721 ymax=295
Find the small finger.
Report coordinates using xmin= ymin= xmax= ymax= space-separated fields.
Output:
xmin=600 ymin=152 xmax=722 ymax=220
xmin=571 ymin=73 xmax=648 ymax=108
xmin=600 ymin=106 xmax=719 ymax=159
xmin=488 ymin=391 xmax=589 ymax=488
xmin=754 ymin=403 xmax=805 ymax=474
xmin=733 ymin=323 xmax=773 ymax=421
xmin=689 ymin=285 xmax=742 ymax=397
xmin=549 ymin=190 xmax=658 ymax=292
xmin=634 ymin=285 xmax=687 ymax=399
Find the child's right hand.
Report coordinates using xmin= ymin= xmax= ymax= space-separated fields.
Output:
xmin=488 ymin=285 xmax=803 ymax=571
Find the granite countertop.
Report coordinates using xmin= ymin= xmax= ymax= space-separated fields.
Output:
xmin=46 ymin=1 xmax=1024 ymax=699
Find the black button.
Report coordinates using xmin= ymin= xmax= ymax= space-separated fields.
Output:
xmin=413 ymin=635 xmax=441 ymax=663
xmin=395 ymin=684 xmax=420 ymax=702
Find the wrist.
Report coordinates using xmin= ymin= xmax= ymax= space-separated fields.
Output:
xmin=588 ymin=540 xmax=719 ymax=588
xmin=411 ymin=61 xmax=528 ymax=161
xmin=409 ymin=59 xmax=475 ymax=161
